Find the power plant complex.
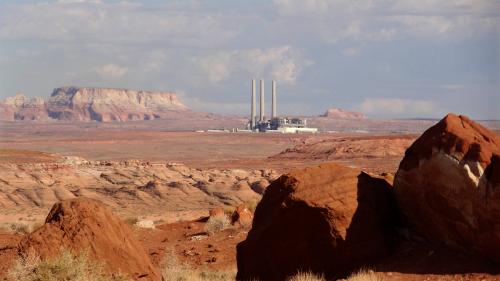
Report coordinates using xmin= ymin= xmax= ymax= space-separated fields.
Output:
xmin=247 ymin=79 xmax=318 ymax=133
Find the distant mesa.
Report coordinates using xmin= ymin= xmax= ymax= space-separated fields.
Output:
xmin=0 ymin=86 xmax=189 ymax=122
xmin=320 ymin=107 xmax=365 ymax=119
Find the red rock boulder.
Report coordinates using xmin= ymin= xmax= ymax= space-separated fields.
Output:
xmin=231 ymin=204 xmax=253 ymax=227
xmin=236 ymin=163 xmax=397 ymax=281
xmin=19 ymin=197 xmax=160 ymax=280
xmin=394 ymin=113 xmax=500 ymax=262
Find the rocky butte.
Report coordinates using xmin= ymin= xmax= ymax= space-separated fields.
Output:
xmin=0 ymin=87 xmax=188 ymax=122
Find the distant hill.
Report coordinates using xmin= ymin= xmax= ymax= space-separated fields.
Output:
xmin=320 ymin=107 xmax=365 ymax=119
xmin=0 ymin=87 xmax=190 ymax=122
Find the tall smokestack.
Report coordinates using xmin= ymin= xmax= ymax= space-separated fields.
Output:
xmin=260 ymin=79 xmax=265 ymax=121
xmin=272 ymin=80 xmax=276 ymax=118
xmin=251 ymin=79 xmax=256 ymax=129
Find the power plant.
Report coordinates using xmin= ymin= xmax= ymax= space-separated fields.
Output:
xmin=248 ymin=79 xmax=318 ymax=133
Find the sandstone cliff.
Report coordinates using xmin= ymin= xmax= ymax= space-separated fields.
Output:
xmin=0 ymin=93 xmax=49 ymax=121
xmin=0 ymin=87 xmax=189 ymax=122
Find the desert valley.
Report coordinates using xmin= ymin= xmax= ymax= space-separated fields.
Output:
xmin=0 ymin=86 xmax=498 ymax=281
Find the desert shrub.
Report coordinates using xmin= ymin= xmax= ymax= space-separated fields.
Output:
xmin=204 ymin=215 xmax=230 ymax=235
xmin=287 ymin=271 xmax=325 ymax=281
xmin=124 ymin=217 xmax=139 ymax=226
xmin=346 ymin=269 xmax=381 ymax=281
xmin=8 ymin=248 xmax=132 ymax=281
xmin=161 ymin=251 xmax=235 ymax=281
xmin=223 ymin=206 xmax=236 ymax=217
xmin=9 ymin=222 xmax=32 ymax=234
xmin=245 ymin=199 xmax=260 ymax=213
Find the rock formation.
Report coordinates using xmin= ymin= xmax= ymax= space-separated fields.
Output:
xmin=47 ymin=87 xmax=187 ymax=122
xmin=320 ymin=107 xmax=365 ymax=119
xmin=0 ymin=87 xmax=189 ymax=122
xmin=231 ymin=204 xmax=253 ymax=227
xmin=0 ymin=93 xmax=49 ymax=121
xmin=236 ymin=163 xmax=397 ymax=281
xmin=394 ymin=113 xmax=500 ymax=262
xmin=18 ymin=197 xmax=160 ymax=280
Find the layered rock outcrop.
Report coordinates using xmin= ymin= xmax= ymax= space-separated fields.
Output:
xmin=0 ymin=87 xmax=188 ymax=122
xmin=0 ymin=93 xmax=48 ymax=121
xmin=19 ymin=197 xmax=160 ymax=280
xmin=236 ymin=163 xmax=397 ymax=281
xmin=394 ymin=113 xmax=500 ymax=262
xmin=47 ymin=87 xmax=187 ymax=122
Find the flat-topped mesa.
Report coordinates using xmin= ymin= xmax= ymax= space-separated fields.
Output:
xmin=46 ymin=86 xmax=189 ymax=122
xmin=320 ymin=107 xmax=365 ymax=119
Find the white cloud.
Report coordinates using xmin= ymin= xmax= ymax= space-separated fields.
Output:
xmin=355 ymin=98 xmax=443 ymax=117
xmin=0 ymin=1 xmax=234 ymax=47
xmin=274 ymin=0 xmax=498 ymax=43
xmin=194 ymin=46 xmax=307 ymax=84
xmin=94 ymin=63 xmax=128 ymax=79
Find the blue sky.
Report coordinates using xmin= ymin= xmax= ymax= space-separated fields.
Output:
xmin=0 ymin=0 xmax=498 ymax=119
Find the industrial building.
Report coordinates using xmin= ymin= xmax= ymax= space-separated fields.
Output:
xmin=248 ymin=79 xmax=318 ymax=133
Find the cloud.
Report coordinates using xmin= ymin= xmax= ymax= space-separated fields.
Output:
xmin=94 ymin=63 xmax=128 ymax=79
xmin=355 ymin=98 xmax=443 ymax=118
xmin=0 ymin=1 xmax=234 ymax=47
xmin=273 ymin=0 xmax=498 ymax=43
xmin=194 ymin=46 xmax=308 ymax=84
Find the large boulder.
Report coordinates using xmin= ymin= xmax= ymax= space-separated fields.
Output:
xmin=394 ymin=113 xmax=500 ymax=262
xmin=18 ymin=197 xmax=160 ymax=280
xmin=236 ymin=163 xmax=397 ymax=281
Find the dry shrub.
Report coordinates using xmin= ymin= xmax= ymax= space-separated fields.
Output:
xmin=287 ymin=272 xmax=325 ymax=281
xmin=8 ymin=248 xmax=131 ymax=281
xmin=245 ymin=199 xmax=260 ymax=213
xmin=6 ymin=221 xmax=44 ymax=235
xmin=346 ymin=269 xmax=381 ymax=281
xmin=9 ymin=222 xmax=32 ymax=234
xmin=286 ymin=269 xmax=380 ymax=281
xmin=161 ymin=251 xmax=235 ymax=281
xmin=204 ymin=215 xmax=230 ymax=235
xmin=124 ymin=217 xmax=139 ymax=226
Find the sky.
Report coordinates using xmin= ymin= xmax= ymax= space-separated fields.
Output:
xmin=0 ymin=0 xmax=498 ymax=119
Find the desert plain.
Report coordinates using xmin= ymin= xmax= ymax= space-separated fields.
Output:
xmin=0 ymin=118 xmax=499 ymax=281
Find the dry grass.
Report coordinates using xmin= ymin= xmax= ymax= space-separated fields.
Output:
xmin=8 ymin=248 xmax=132 ymax=281
xmin=285 ymin=269 xmax=381 ymax=281
xmin=204 ymin=215 xmax=231 ymax=235
xmin=287 ymin=272 xmax=325 ymax=281
xmin=2 ymin=221 xmax=43 ymax=235
xmin=124 ymin=217 xmax=139 ymax=226
xmin=161 ymin=251 xmax=235 ymax=281
xmin=346 ymin=269 xmax=381 ymax=281
xmin=245 ymin=199 xmax=260 ymax=213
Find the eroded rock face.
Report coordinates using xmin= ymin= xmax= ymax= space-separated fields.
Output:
xmin=0 ymin=93 xmax=49 ymax=121
xmin=47 ymin=87 xmax=188 ymax=122
xmin=394 ymin=113 xmax=500 ymax=262
xmin=236 ymin=163 xmax=397 ymax=281
xmin=19 ymin=198 xmax=160 ymax=280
